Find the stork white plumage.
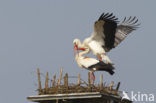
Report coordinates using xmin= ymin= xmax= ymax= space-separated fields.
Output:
xmin=74 ymin=45 xmax=114 ymax=83
xmin=73 ymin=13 xmax=139 ymax=64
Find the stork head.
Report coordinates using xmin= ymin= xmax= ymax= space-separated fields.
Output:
xmin=73 ymin=39 xmax=80 ymax=56
xmin=73 ymin=39 xmax=81 ymax=46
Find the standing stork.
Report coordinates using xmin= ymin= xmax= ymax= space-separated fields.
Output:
xmin=73 ymin=12 xmax=139 ymax=64
xmin=74 ymin=45 xmax=114 ymax=83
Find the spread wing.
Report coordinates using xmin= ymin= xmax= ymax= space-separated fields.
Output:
xmin=114 ymin=16 xmax=140 ymax=47
xmin=91 ymin=13 xmax=119 ymax=52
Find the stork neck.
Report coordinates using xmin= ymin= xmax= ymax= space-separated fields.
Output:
xmin=77 ymin=40 xmax=83 ymax=48
xmin=77 ymin=48 xmax=90 ymax=57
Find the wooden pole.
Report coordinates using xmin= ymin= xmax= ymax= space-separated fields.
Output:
xmin=88 ymin=72 xmax=91 ymax=89
xmin=56 ymin=78 xmax=59 ymax=87
xmin=52 ymin=73 xmax=56 ymax=87
xmin=37 ymin=68 xmax=42 ymax=94
xmin=56 ymin=99 xmax=59 ymax=103
xmin=116 ymin=82 xmax=120 ymax=91
xmin=45 ymin=72 xmax=49 ymax=92
xmin=65 ymin=73 xmax=68 ymax=87
xmin=110 ymin=81 xmax=114 ymax=90
xmin=100 ymin=74 xmax=103 ymax=90
xmin=56 ymin=78 xmax=59 ymax=94
xmin=77 ymin=73 xmax=81 ymax=86
xmin=64 ymin=74 xmax=66 ymax=86
xmin=64 ymin=72 xmax=68 ymax=91
xmin=58 ymin=68 xmax=63 ymax=85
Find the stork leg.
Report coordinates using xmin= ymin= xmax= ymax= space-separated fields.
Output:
xmin=91 ymin=72 xmax=95 ymax=84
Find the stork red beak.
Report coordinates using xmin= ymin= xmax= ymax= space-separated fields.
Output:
xmin=74 ymin=45 xmax=79 ymax=56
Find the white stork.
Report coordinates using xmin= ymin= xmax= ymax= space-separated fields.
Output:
xmin=73 ymin=13 xmax=139 ymax=64
xmin=74 ymin=45 xmax=114 ymax=83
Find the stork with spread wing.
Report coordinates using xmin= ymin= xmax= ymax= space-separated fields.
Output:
xmin=73 ymin=12 xmax=139 ymax=64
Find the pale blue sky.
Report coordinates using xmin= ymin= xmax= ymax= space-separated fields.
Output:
xmin=0 ymin=0 xmax=156 ymax=103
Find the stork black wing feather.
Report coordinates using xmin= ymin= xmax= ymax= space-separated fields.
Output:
xmin=98 ymin=13 xmax=118 ymax=51
xmin=114 ymin=16 xmax=140 ymax=47
xmin=88 ymin=61 xmax=115 ymax=75
xmin=105 ymin=13 xmax=113 ymax=18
